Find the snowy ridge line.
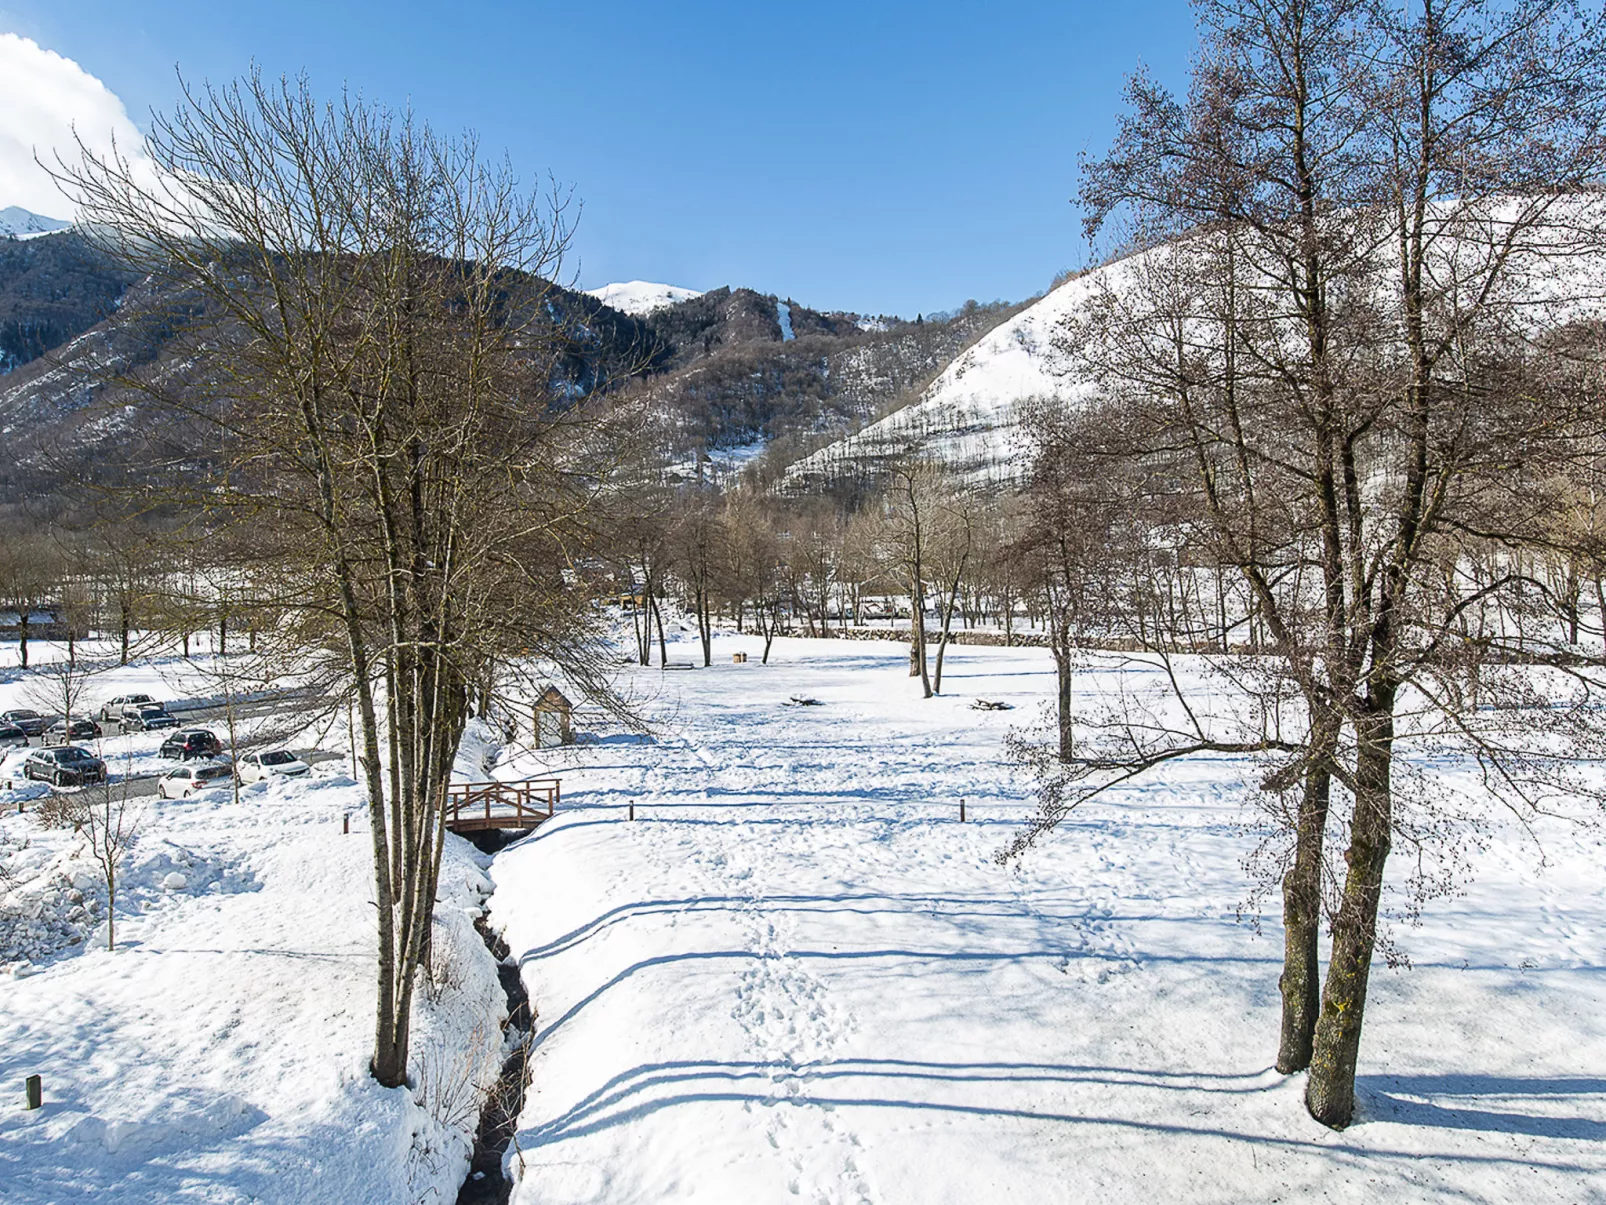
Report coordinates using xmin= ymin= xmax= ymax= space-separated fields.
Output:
xmin=584 ymin=280 xmax=703 ymax=316
xmin=788 ymin=194 xmax=1606 ymax=483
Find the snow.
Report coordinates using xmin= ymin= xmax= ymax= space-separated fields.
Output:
xmin=0 ymin=648 xmax=506 ymax=1203
xmin=585 ymin=281 xmax=704 ymax=317
xmin=777 ymin=300 xmax=795 ymax=342
xmin=790 ymin=196 xmax=1606 ymax=483
xmin=0 ymin=205 xmax=71 ymax=239
xmin=485 ymin=632 xmax=1606 ymax=1203
xmin=2 ymin=630 xmax=1601 ymax=1200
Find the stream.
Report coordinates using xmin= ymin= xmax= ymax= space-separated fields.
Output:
xmin=456 ymin=831 xmax=535 ymax=1205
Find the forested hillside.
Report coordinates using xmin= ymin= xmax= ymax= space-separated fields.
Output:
xmin=0 ymin=230 xmax=138 ymax=373
xmin=0 ymin=232 xmax=1022 ymax=494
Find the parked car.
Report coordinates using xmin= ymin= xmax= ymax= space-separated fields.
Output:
xmin=99 ymin=693 xmax=157 ymax=723
xmin=45 ymin=717 xmax=103 ymax=743
xmin=160 ymin=729 xmax=224 ymax=760
xmin=238 ymin=749 xmax=311 ymax=783
xmin=0 ymin=708 xmax=49 ymax=737
xmin=23 ymin=746 xmax=107 ymax=787
xmin=0 ymin=723 xmax=27 ymax=749
xmin=158 ymin=762 xmax=235 ymax=799
xmin=120 ymin=705 xmax=179 ymax=731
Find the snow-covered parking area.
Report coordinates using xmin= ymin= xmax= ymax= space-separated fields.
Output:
xmin=490 ymin=635 xmax=1606 ymax=1204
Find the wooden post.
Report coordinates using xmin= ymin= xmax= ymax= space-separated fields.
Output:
xmin=342 ymin=813 xmax=349 ymax=835
xmin=960 ymin=797 xmax=966 ymax=823
xmin=629 ymin=801 xmax=635 ymax=822
xmin=25 ymin=1074 xmax=41 ymax=1110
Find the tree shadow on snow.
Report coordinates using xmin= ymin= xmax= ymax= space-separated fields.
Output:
xmin=1358 ymin=1073 xmax=1606 ymax=1140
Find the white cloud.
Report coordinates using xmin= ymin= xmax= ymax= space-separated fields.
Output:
xmin=0 ymin=32 xmax=146 ymax=220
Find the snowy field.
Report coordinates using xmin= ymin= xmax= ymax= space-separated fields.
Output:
xmin=0 ymin=650 xmax=506 ymax=1204
xmin=489 ymin=634 xmax=1606 ymax=1204
xmin=1 ymin=634 xmax=1601 ymax=1203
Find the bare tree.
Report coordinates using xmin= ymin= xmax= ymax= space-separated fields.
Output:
xmin=1057 ymin=0 xmax=1606 ymax=1129
xmin=928 ymin=484 xmax=975 ymax=694
xmin=79 ymin=781 xmax=141 ymax=951
xmin=887 ymin=462 xmax=940 ymax=697
xmin=57 ymin=71 xmax=633 ymax=1087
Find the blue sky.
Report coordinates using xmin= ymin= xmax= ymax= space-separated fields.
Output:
xmin=0 ymin=1 xmax=1197 ymax=316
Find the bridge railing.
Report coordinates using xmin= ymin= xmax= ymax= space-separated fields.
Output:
xmin=444 ymin=778 xmax=560 ymax=832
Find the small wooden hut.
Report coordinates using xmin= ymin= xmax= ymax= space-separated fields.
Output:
xmin=532 ymin=686 xmax=574 ymax=748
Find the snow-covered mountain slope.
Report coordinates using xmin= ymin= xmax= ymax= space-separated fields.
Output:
xmin=0 ymin=205 xmax=71 ymax=238
xmin=786 ymin=263 xmax=1120 ymax=483
xmin=789 ymin=198 xmax=1606 ymax=485
xmin=585 ymin=280 xmax=703 ymax=316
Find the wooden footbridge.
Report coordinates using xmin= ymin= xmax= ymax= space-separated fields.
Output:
xmin=444 ymin=778 xmax=560 ymax=833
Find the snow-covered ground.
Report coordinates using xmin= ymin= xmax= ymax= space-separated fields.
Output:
xmin=0 ymin=650 xmax=506 ymax=1203
xmin=585 ymin=280 xmax=703 ymax=316
xmin=487 ymin=633 xmax=1606 ymax=1203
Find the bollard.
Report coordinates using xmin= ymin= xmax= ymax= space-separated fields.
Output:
xmin=25 ymin=1074 xmax=41 ymax=1110
xmin=960 ymin=798 xmax=966 ymax=823
xmin=342 ymin=813 xmax=349 ymax=835
xmin=629 ymin=801 xmax=635 ymax=822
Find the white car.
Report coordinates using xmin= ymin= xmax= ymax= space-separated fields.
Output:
xmin=99 ymin=693 xmax=158 ymax=723
xmin=237 ymin=749 xmax=312 ymax=783
xmin=158 ymin=763 xmax=236 ymax=799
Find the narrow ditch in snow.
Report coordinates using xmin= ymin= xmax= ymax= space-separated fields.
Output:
xmin=457 ymin=832 xmax=535 ymax=1205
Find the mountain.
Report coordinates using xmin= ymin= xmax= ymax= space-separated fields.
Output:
xmin=0 ymin=228 xmax=140 ymax=374
xmin=0 ymin=271 xmax=658 ymax=498
xmin=784 ymin=270 xmax=1092 ymax=485
xmin=629 ymin=292 xmax=1025 ymax=477
xmin=0 ymin=206 xmax=72 ymax=238
xmin=584 ymin=280 xmax=703 ymax=315
xmin=0 ymin=232 xmax=1028 ymax=497
xmin=788 ymin=200 xmax=1606 ymax=487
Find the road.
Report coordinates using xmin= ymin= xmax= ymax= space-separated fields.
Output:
xmin=8 ymin=687 xmax=345 ymax=798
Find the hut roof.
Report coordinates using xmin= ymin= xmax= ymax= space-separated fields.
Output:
xmin=534 ymin=686 xmax=573 ymax=710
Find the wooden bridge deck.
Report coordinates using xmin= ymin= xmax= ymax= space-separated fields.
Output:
xmin=445 ymin=779 xmax=560 ymax=833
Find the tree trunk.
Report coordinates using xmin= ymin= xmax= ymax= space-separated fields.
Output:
xmin=1306 ymin=701 xmax=1394 ymax=1128
xmin=1276 ymin=744 xmax=1332 ymax=1074
xmin=933 ymin=568 xmax=964 ymax=694
xmin=910 ymin=578 xmax=932 ymax=697
xmin=1052 ymin=642 xmax=1074 ymax=762
xmin=698 ymin=586 xmax=712 ymax=666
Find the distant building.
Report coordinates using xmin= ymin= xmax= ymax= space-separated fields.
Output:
xmin=0 ymin=606 xmax=86 ymax=642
